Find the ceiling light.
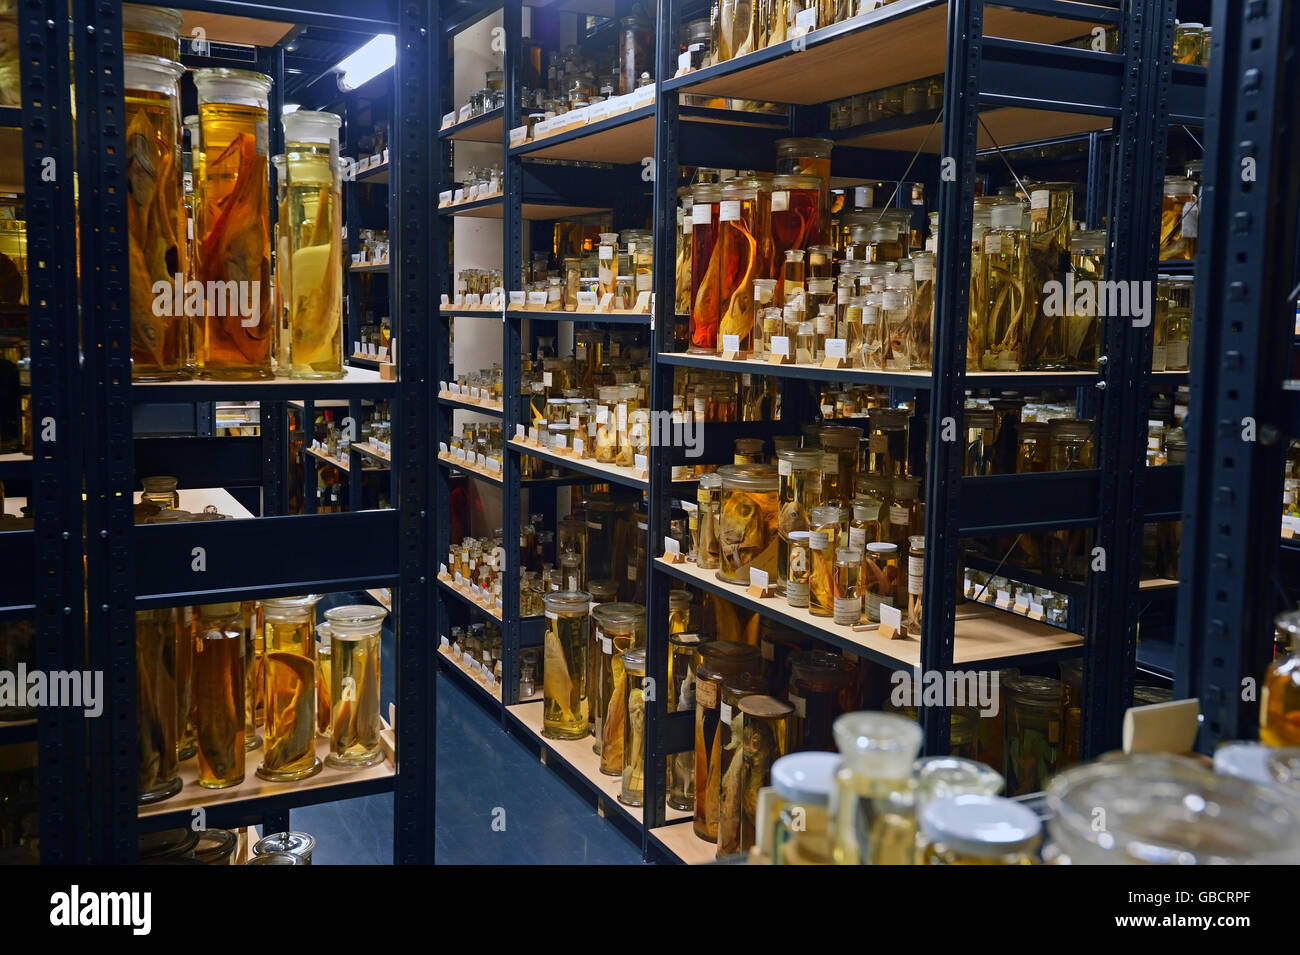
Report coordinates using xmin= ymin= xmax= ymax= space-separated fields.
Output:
xmin=336 ymin=34 xmax=396 ymax=92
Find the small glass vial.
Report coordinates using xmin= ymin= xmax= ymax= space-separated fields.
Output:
xmin=194 ymin=603 xmax=246 ymax=788
xmin=619 ymin=648 xmax=649 ymax=807
xmin=832 ymin=711 xmax=923 ymax=864
xmin=920 ymin=794 xmax=1041 ymax=865
xmin=785 ymin=530 xmax=812 ymax=609
xmin=324 ymin=604 xmax=386 ymax=769
xmin=259 ymin=595 xmax=322 ymax=782
xmin=771 ymin=751 xmax=840 ymax=865
xmin=833 ymin=547 xmax=864 ymax=626
xmin=717 ymin=672 xmax=768 ymax=856
xmin=906 ymin=535 xmax=925 ymax=632
xmin=808 ymin=505 xmax=843 ymax=618
xmin=542 ymin=590 xmax=591 ymax=740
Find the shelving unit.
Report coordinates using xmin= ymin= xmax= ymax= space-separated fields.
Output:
xmin=73 ymin=1 xmax=434 ymax=863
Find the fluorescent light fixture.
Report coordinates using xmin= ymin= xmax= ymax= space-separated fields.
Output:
xmin=282 ymin=103 xmax=301 ymax=114
xmin=336 ymin=34 xmax=396 ymax=92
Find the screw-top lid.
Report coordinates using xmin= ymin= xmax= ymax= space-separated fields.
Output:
xmin=921 ymin=794 xmax=1041 ymax=858
xmin=865 ymin=541 xmax=898 ymax=557
xmin=771 ymin=751 xmax=841 ymax=806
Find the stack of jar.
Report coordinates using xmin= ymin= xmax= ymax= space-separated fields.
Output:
xmin=1173 ymin=20 xmax=1212 ymax=66
xmin=451 ymin=365 xmax=504 ymax=403
xmin=964 ymin=570 xmax=1070 ymax=628
xmin=827 ymin=74 xmax=944 ymax=130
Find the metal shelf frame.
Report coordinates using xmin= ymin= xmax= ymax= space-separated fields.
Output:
xmin=72 ymin=0 xmax=435 ymax=864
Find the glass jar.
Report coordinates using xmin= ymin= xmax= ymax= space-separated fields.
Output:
xmin=668 ymin=589 xmax=693 ymax=633
xmin=715 ymin=463 xmax=780 ymax=584
xmin=716 ymin=672 xmax=768 ymax=856
xmin=140 ymin=475 xmax=181 ymax=509
xmin=694 ymin=641 xmax=763 ymax=841
xmin=913 ymin=755 xmax=1004 ymax=823
xmin=668 ymin=632 xmax=706 ymax=810
xmin=776 ymin=448 xmax=822 ymax=595
xmin=832 ymin=547 xmax=864 ymax=625
xmin=126 ymin=53 xmax=189 ymax=381
xmin=1025 ymin=182 xmax=1074 ymax=370
xmin=618 ymin=15 xmax=653 ymax=94
xmin=194 ymin=603 xmax=246 ymax=788
xmin=283 ymin=110 xmax=344 ymax=379
xmin=597 ymin=232 xmax=619 ymax=299
xmin=818 ymin=424 xmax=861 ymax=505
xmin=981 ymin=200 xmax=1029 ymax=371
xmin=1164 ymin=275 xmax=1193 ymax=371
xmin=721 ymin=693 xmax=795 ymax=857
xmin=1047 ymin=753 xmax=1300 ymax=863
xmin=690 ymin=182 xmax=723 ymax=352
xmin=771 ymin=174 xmax=826 ymax=290
xmin=771 ymin=751 xmax=840 ymax=865
xmin=962 ymin=408 xmax=995 ymax=476
xmin=136 ymin=608 xmax=183 ymax=803
xmin=888 ymin=476 xmax=921 ymax=545
xmin=1159 ymin=175 xmax=1198 ymax=261
xmin=1173 ymin=21 xmax=1204 ymax=64
xmin=788 ymin=650 xmax=850 ymax=751
xmin=808 ymin=504 xmax=842 ymax=617
xmin=1003 ymin=674 xmax=1062 ymax=795
xmin=1066 ymin=229 xmax=1105 ymax=369
xmin=696 ymin=472 xmax=723 ymax=569
xmin=259 ymin=595 xmax=321 ymax=781
xmin=619 ymin=648 xmax=649 ymax=806
xmin=862 ymin=541 xmax=901 ymax=623
xmin=543 ymin=591 xmax=591 ymax=740
xmin=123 ymin=3 xmax=183 ymax=60
xmin=906 ymin=535 xmax=925 ymax=632
xmin=1015 ymin=420 xmax=1052 ymax=474
xmin=832 ymin=711 xmax=923 ymax=864
xmin=193 ymin=68 xmax=274 ymax=380
xmin=775 ymin=137 xmax=833 ymax=219
xmin=866 ymin=407 xmax=909 ymax=479
xmin=920 ymin=794 xmax=1040 ymax=864
xmin=591 ymin=601 xmax=644 ymax=772
xmin=323 ymin=604 xmax=386 ymax=769
xmin=1048 ymin=418 xmax=1094 ymax=471
xmin=1262 ymin=611 xmax=1300 ymax=747
xmin=717 ymin=182 xmax=758 ymax=353
xmin=242 ymin=600 xmax=263 ymax=749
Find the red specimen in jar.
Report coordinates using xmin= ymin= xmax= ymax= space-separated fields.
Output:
xmin=690 ymin=210 xmax=721 ymax=351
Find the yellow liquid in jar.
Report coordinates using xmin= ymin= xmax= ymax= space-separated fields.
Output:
xmin=328 ymin=632 xmax=383 ymax=767
xmin=285 ymin=142 xmax=343 ymax=378
xmin=832 ymin=768 xmax=915 ymax=865
xmin=259 ymin=617 xmax=319 ymax=780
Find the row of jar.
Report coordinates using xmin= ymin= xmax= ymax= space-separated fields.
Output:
xmin=705 ymin=0 xmax=888 ymax=66
xmin=523 ymin=327 xmax=647 ymax=397
xmin=449 ymin=366 xmax=504 ymax=403
xmin=136 ymin=597 xmax=387 ymax=803
xmin=447 ymin=530 xmax=507 ymax=600
xmin=446 ymin=422 xmax=505 ymax=472
xmin=826 ymin=75 xmax=944 ymax=131
xmin=447 ymin=622 xmax=503 ymax=685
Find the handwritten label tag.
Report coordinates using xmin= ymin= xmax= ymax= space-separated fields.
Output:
xmin=633 ymin=290 xmax=652 ymax=313
xmin=598 ymin=292 xmax=614 ymax=312
xmin=527 ymin=291 xmax=548 ymax=307
xmin=664 ymin=536 xmax=683 ymax=562
xmin=746 ymin=567 xmax=772 ymax=598
xmin=1028 ymin=601 xmax=1046 ymax=621
xmin=995 ymin=589 xmax=1013 ymax=610
xmin=879 ymin=602 xmax=903 ymax=639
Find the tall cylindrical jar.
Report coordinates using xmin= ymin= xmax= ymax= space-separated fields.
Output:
xmin=193 ymin=68 xmax=274 ymax=379
xmin=175 ymin=605 xmax=196 ymax=762
xmin=270 ymin=154 xmax=291 ymax=375
xmin=776 ymin=448 xmax=822 ymax=594
xmin=690 ymin=183 xmax=723 ymax=352
xmin=242 ymin=599 xmax=263 ymax=750
xmin=717 ymin=181 xmax=758 ymax=352
xmin=136 ymin=608 xmax=182 ymax=803
xmin=194 ymin=602 xmax=246 ymax=788
xmin=324 ymin=604 xmax=386 ymax=768
xmin=619 ymin=648 xmax=649 ymax=806
xmin=693 ymin=641 xmax=762 ymax=840
xmin=696 ymin=471 xmax=723 ymax=569
xmin=543 ymin=590 xmax=591 ymax=740
xmin=716 ymin=463 xmax=780 ymax=584
xmin=716 ymin=672 xmax=767 ymax=856
xmin=590 ymin=601 xmax=644 ymax=772
xmin=258 ymin=595 xmax=321 ymax=781
xmin=125 ymin=54 xmax=189 ymax=380
xmin=667 ymin=632 xmax=706 ymax=810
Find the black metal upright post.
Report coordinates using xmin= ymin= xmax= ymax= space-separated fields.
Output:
xmin=262 ymin=44 xmax=287 ymax=517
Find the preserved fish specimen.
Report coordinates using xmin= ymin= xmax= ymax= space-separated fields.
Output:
xmin=668 ymin=632 xmax=704 ymax=810
xmin=137 ymin=608 xmax=182 ymax=803
xmin=776 ymin=449 xmax=822 ymax=593
xmin=696 ymin=472 xmax=723 ymax=569
xmin=543 ymin=591 xmax=590 ymax=740
xmin=126 ymin=54 xmax=188 ymax=380
xmin=1025 ymin=182 xmax=1072 ymax=369
xmin=880 ymin=272 xmax=915 ymax=370
xmin=717 ymin=183 xmax=759 ymax=352
xmin=909 ymin=251 xmax=935 ymax=368
xmin=259 ymin=595 xmax=321 ymax=781
xmin=981 ymin=202 xmax=1029 ymax=371
xmin=716 ymin=463 xmax=779 ymax=584
xmin=325 ymin=605 xmax=385 ymax=768
xmin=833 ymin=711 xmax=922 ymax=864
xmin=283 ymin=111 xmax=344 ymax=379
xmin=808 ymin=505 xmax=842 ymax=617
xmin=620 ymin=648 xmax=648 ymax=806
xmin=691 ymin=184 xmax=723 ymax=351
xmin=1159 ymin=175 xmax=1197 ymax=261
xmin=694 ymin=641 xmax=762 ymax=840
xmin=194 ymin=603 xmax=246 ymax=789
xmin=194 ymin=69 xmax=274 ymax=379
xmin=591 ymin=602 xmax=643 ymax=772
xmin=716 ymin=673 xmax=764 ymax=855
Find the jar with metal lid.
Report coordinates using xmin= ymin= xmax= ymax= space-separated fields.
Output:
xmin=323 ymin=604 xmax=386 ymax=769
xmin=695 ymin=472 xmax=723 ymax=569
xmin=668 ymin=632 xmax=706 ymax=810
xmin=1046 ymin=753 xmax=1300 ymax=863
xmin=807 ymin=505 xmax=843 ymax=617
xmin=246 ymin=851 xmax=303 ymax=865
xmin=715 ymin=463 xmax=779 ymax=584
xmin=693 ymin=641 xmax=762 ymax=840
xmin=1159 ymin=175 xmax=1198 ymax=260
xmin=832 ymin=710 xmax=923 ymax=864
xmin=866 ymin=407 xmax=909 ymax=479
xmin=618 ymin=648 xmax=649 ymax=806
xmin=921 ymin=794 xmax=1040 ymax=865
xmin=259 ymin=595 xmax=321 ymax=781
xmin=788 ymin=650 xmax=850 ymax=751
xmin=590 ymin=601 xmax=644 ymax=771
xmin=1003 ymin=674 xmax=1062 ymax=795
xmin=717 ymin=672 xmax=768 ymax=855
xmin=819 ymin=424 xmax=861 ymax=505
xmin=194 ymin=603 xmax=246 ymax=788
xmin=832 ymin=547 xmax=864 ymax=625
xmin=136 ymin=608 xmax=183 ymax=803
xmin=542 ymin=591 xmax=591 ymax=740
xmin=252 ymin=830 xmax=316 ymax=865
xmin=771 ymin=751 xmax=840 ymax=865
xmin=776 ymin=449 xmax=822 ymax=593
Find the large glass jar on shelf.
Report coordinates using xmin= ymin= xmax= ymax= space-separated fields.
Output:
xmin=324 ymin=604 xmax=385 ymax=768
xmin=690 ymin=183 xmax=723 ymax=352
xmin=788 ymin=650 xmax=850 ymax=751
xmin=619 ymin=648 xmax=649 ymax=806
xmin=775 ymin=137 xmax=833 ymax=221
xmin=618 ymin=14 xmax=653 ymax=94
xmin=1025 ymin=181 xmax=1073 ymax=370
xmin=832 ymin=711 xmax=923 ymax=865
xmin=590 ymin=601 xmax=644 ymax=773
xmin=543 ymin=590 xmax=591 ymax=740
xmin=136 ymin=608 xmax=182 ymax=803
xmin=126 ymin=53 xmax=188 ymax=381
xmin=667 ymin=632 xmax=706 ymax=811
xmin=259 ymin=595 xmax=321 ymax=781
xmin=193 ymin=603 xmax=246 ymax=789
xmin=981 ymin=200 xmax=1029 ymax=371
xmin=1159 ymin=175 xmax=1198 ymax=261
xmin=717 ymin=181 xmax=759 ymax=353
xmin=715 ymin=463 xmax=779 ymax=584
xmin=776 ymin=448 xmax=822 ymax=594
xmin=193 ymin=68 xmax=274 ymax=379
xmin=1065 ymin=228 xmax=1105 ymax=369
xmin=716 ymin=671 xmax=767 ymax=856
xmin=694 ymin=641 xmax=762 ymax=841
xmin=1003 ymin=674 xmax=1062 ymax=796
xmin=818 ymin=424 xmax=861 ymax=505
xmin=282 ymin=110 xmax=344 ymax=379
xmin=123 ymin=3 xmax=183 ymax=60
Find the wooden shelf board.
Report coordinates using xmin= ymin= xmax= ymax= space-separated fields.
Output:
xmin=437 ymin=574 xmax=503 ymax=621
xmin=650 ymin=820 xmax=719 ymax=865
xmin=508 ymin=437 xmax=648 ymax=489
xmin=366 ymin=587 xmax=392 ymax=611
xmin=440 ymin=110 xmax=504 ymax=143
xmin=838 ymin=107 xmax=1112 ymax=154
xmin=133 ymin=487 xmax=256 ymax=521
xmin=438 ymin=452 xmax=503 ymax=486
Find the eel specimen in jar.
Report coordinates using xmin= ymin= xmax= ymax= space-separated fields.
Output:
xmin=196 ymin=636 xmax=243 ymax=781
xmin=127 ymin=108 xmax=181 ymax=367
xmin=601 ymin=654 xmax=627 ymax=771
xmin=692 ymin=241 xmax=722 ymax=350
xmin=290 ymin=184 xmax=342 ymax=368
xmin=543 ymin=625 xmax=577 ymax=724
xmin=264 ymin=650 xmax=316 ymax=769
xmin=137 ymin=618 xmax=179 ymax=790
xmin=716 ymin=706 xmax=747 ymax=851
xmin=718 ymin=221 xmax=758 ymax=345
xmin=332 ymin=656 xmax=382 ymax=752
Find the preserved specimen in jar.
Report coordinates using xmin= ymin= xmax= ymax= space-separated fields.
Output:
xmin=543 ymin=591 xmax=590 ymax=740
xmin=716 ymin=463 xmax=779 ymax=584
xmin=717 ymin=182 xmax=759 ymax=352
xmin=259 ymin=595 xmax=321 ymax=781
xmin=324 ymin=604 xmax=386 ymax=768
xmin=716 ymin=673 xmax=767 ymax=856
xmin=981 ymin=202 xmax=1029 ymax=371
xmin=137 ymin=608 xmax=182 ymax=803
xmin=833 ymin=711 xmax=922 ymax=864
xmin=694 ymin=641 xmax=762 ymax=840
xmin=1159 ymin=176 xmax=1197 ymax=261
xmin=620 ymin=648 xmax=648 ymax=806
xmin=194 ymin=603 xmax=246 ymax=788
xmin=1025 ymin=182 xmax=1072 ymax=369
xmin=668 ymin=632 xmax=705 ymax=810
xmin=690 ymin=184 xmax=722 ymax=351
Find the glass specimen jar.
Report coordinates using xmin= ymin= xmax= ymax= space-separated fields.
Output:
xmin=242 ymin=600 xmax=263 ymax=748
xmin=832 ymin=547 xmax=864 ymax=626
xmin=962 ymin=407 xmax=995 ymax=476
xmin=125 ymin=54 xmax=189 ymax=381
xmin=785 ymin=531 xmax=812 ymax=608
xmin=1159 ymin=175 xmax=1198 ymax=261
xmin=543 ymin=590 xmax=591 ymax=740
xmin=770 ymin=750 xmax=839 ymax=865
xmin=618 ymin=14 xmax=652 ymax=93
xmin=1003 ymin=674 xmax=1062 ymax=795
xmin=913 ymin=755 xmax=1004 ymax=824
xmin=715 ymin=463 xmax=780 ymax=584
xmin=193 ymin=68 xmax=273 ymax=379
xmin=136 ymin=608 xmax=182 ymax=803
xmin=619 ymin=648 xmax=649 ymax=806
xmin=819 ymin=424 xmax=861 ymax=506
xmin=1015 ymin=420 xmax=1052 ymax=475
xmin=668 ymin=589 xmax=693 ymax=633
xmin=696 ymin=471 xmax=723 ymax=569
xmin=194 ymin=602 xmax=246 ymax=789
xmin=668 ymin=632 xmax=706 ymax=810
xmin=140 ymin=475 xmax=181 ymax=509
xmin=123 ymin=3 xmax=183 ymax=59
xmin=597 ymin=231 xmax=619 ymax=299
xmin=888 ymin=476 xmax=921 ymax=546
xmin=832 ymin=711 xmax=923 ymax=864
xmin=694 ymin=641 xmax=762 ymax=841
xmin=1046 ymin=753 xmax=1300 ymax=863
xmin=716 ymin=671 xmax=767 ymax=855
xmin=981 ymin=200 xmax=1029 ymax=371
xmin=1065 ymin=228 xmax=1105 ymax=368
xmin=1173 ymin=21 xmax=1204 ymax=64
xmin=866 ymin=407 xmax=909 ymax=479
xmin=776 ymin=448 xmax=822 ymax=594
xmin=690 ymin=182 xmax=723 ymax=352
xmin=1048 ymin=418 xmax=1094 ymax=471
xmin=862 ymin=541 xmax=901 ymax=623
xmin=714 ymin=0 xmax=757 ymax=62
xmin=282 ymin=110 xmax=344 ymax=378
xmin=880 ymin=272 xmax=915 ymax=371
xmin=920 ymin=794 xmax=1040 ymax=865
xmin=717 ymin=182 xmax=759 ymax=353
xmin=808 ymin=505 xmax=843 ymax=617
xmin=782 ymin=248 xmax=806 ymax=306
xmin=323 ymin=604 xmax=385 ymax=769
xmin=1262 ymin=611 xmax=1300 ymax=747
xmin=590 ymin=601 xmax=644 ymax=772
xmin=771 ymin=173 xmax=825 ymax=293
xmin=1025 ymin=181 xmax=1074 ymax=370
xmin=259 ymin=595 xmax=321 ymax=781
xmin=775 ymin=138 xmax=833 ymax=221
xmin=733 ymin=436 xmax=765 ymax=464
xmin=788 ymin=650 xmax=850 ymax=751
xmin=316 ymin=621 xmax=332 ymax=735
xmin=906 ymin=535 xmax=925 ymax=632
xmin=1164 ymin=275 xmax=1193 ymax=371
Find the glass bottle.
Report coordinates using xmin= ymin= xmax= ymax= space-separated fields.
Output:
xmin=140 ymin=475 xmax=181 ymax=509
xmin=136 ymin=608 xmax=182 ymax=803
xmin=598 ymin=231 xmax=619 ymax=299
xmin=690 ymin=183 xmax=723 ymax=352
xmin=785 ymin=530 xmax=812 ymax=609
xmin=807 ymin=243 xmax=835 ymax=279
xmin=920 ymin=794 xmax=1041 ymax=864
xmin=694 ymin=641 xmax=763 ymax=841
xmin=668 ymin=632 xmax=706 ymax=810
xmin=880 ymin=272 xmax=915 ymax=371
xmin=259 ymin=595 xmax=321 ymax=781
xmin=715 ymin=463 xmax=780 ymax=584
xmin=832 ymin=711 xmax=923 ymax=864
xmin=1159 ymin=175 xmax=1198 ymax=261
xmin=193 ymin=68 xmax=274 ymax=379
xmin=717 ymin=182 xmax=759 ymax=353
xmin=193 ymin=603 xmax=246 ymax=788
xmin=888 ymin=476 xmax=921 ymax=546
xmin=782 ymin=249 xmax=806 ymax=306
xmin=243 ymin=600 xmax=263 ymax=749
xmin=1165 ymin=275 xmax=1193 ymax=371
xmin=866 ymin=407 xmax=909 ymax=479
xmin=908 ymin=251 xmax=935 ymax=369
xmin=717 ymin=672 xmax=768 ymax=855
xmin=862 ymin=541 xmax=901 ymax=623
xmin=323 ymin=604 xmax=385 ymax=769
xmin=1262 ymin=611 xmax=1300 ymax=747
xmin=833 ymin=547 xmax=864 ymax=626
xmin=590 ymin=601 xmax=644 ymax=772
xmin=774 ymin=138 xmax=833 ymax=227
xmin=770 ymin=750 xmax=839 ymax=865
xmin=906 ymin=534 xmax=925 ymax=632
xmin=771 ymin=173 xmax=824 ymax=296
xmin=283 ymin=110 xmax=344 ymax=379
xmin=696 ymin=472 xmax=723 ymax=569
xmin=1025 ymin=181 xmax=1073 ymax=370
xmin=808 ymin=505 xmax=842 ymax=617
xmin=543 ymin=591 xmax=591 ymax=740
xmin=1003 ymin=674 xmax=1062 ymax=795
xmin=123 ymin=3 xmax=183 ymax=60
xmin=125 ymin=53 xmax=189 ymax=381
xmin=981 ymin=200 xmax=1029 ymax=371
xmin=619 ymin=648 xmax=649 ymax=806
xmin=1173 ymin=21 xmax=1205 ymax=65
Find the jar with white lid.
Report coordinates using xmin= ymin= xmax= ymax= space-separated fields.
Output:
xmin=920 ymin=794 xmax=1041 ymax=865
